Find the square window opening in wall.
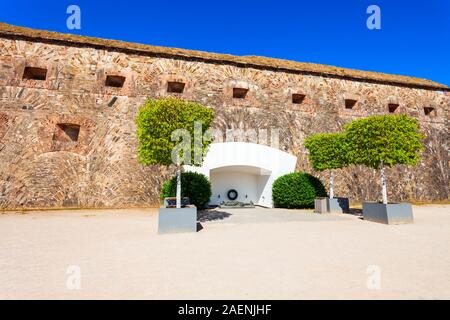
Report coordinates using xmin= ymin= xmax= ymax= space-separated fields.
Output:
xmin=23 ymin=67 xmax=47 ymax=81
xmin=167 ymin=81 xmax=185 ymax=93
xmin=53 ymin=123 xmax=81 ymax=142
xmin=345 ymin=99 xmax=358 ymax=109
xmin=388 ymin=103 xmax=399 ymax=113
xmin=292 ymin=94 xmax=306 ymax=104
xmin=233 ymin=88 xmax=248 ymax=99
xmin=424 ymin=107 xmax=436 ymax=116
xmin=105 ymin=75 xmax=126 ymax=88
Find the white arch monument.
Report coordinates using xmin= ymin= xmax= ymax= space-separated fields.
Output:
xmin=185 ymin=142 xmax=298 ymax=208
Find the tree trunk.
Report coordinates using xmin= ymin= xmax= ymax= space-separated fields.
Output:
xmin=329 ymin=171 xmax=334 ymax=199
xmin=380 ymin=163 xmax=388 ymax=204
xmin=176 ymin=168 xmax=181 ymax=208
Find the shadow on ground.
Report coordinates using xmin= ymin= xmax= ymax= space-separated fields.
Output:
xmin=345 ymin=208 xmax=363 ymax=217
xmin=198 ymin=210 xmax=232 ymax=222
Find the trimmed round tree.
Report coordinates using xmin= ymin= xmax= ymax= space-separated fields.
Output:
xmin=160 ymin=172 xmax=212 ymax=209
xmin=304 ymin=132 xmax=349 ymax=199
xmin=136 ymin=97 xmax=214 ymax=208
xmin=345 ymin=114 xmax=424 ymax=204
xmin=272 ymin=172 xmax=327 ymax=209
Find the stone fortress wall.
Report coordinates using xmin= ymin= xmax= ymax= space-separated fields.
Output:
xmin=0 ymin=23 xmax=448 ymax=209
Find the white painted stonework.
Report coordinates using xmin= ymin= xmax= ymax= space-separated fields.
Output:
xmin=185 ymin=142 xmax=297 ymax=208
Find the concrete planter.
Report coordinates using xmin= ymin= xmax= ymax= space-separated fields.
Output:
xmin=163 ymin=197 xmax=190 ymax=208
xmin=158 ymin=206 xmax=197 ymax=234
xmin=314 ymin=197 xmax=349 ymax=214
xmin=363 ymin=202 xmax=414 ymax=225
xmin=314 ymin=197 xmax=328 ymax=213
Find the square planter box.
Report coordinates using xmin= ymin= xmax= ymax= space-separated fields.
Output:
xmin=314 ymin=197 xmax=349 ymax=214
xmin=158 ymin=206 xmax=197 ymax=234
xmin=363 ymin=202 xmax=414 ymax=225
xmin=163 ymin=197 xmax=190 ymax=208
xmin=314 ymin=197 xmax=328 ymax=213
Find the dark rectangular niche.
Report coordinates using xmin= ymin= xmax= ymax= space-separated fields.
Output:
xmin=23 ymin=67 xmax=47 ymax=81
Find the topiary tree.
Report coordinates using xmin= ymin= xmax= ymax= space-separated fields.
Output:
xmin=160 ymin=172 xmax=212 ymax=209
xmin=345 ymin=114 xmax=424 ymax=204
xmin=136 ymin=97 xmax=214 ymax=208
xmin=304 ymin=132 xmax=349 ymax=199
xmin=272 ymin=172 xmax=327 ymax=209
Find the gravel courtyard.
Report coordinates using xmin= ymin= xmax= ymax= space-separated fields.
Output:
xmin=1 ymin=205 xmax=449 ymax=299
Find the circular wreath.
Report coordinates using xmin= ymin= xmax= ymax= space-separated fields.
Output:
xmin=227 ymin=189 xmax=238 ymax=201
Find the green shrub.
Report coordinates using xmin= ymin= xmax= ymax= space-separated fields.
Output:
xmin=304 ymin=132 xmax=350 ymax=199
xmin=304 ymin=132 xmax=349 ymax=171
xmin=136 ymin=97 xmax=214 ymax=208
xmin=345 ymin=114 xmax=423 ymax=169
xmin=136 ymin=97 xmax=215 ymax=166
xmin=272 ymin=172 xmax=327 ymax=209
xmin=160 ymin=172 xmax=212 ymax=209
xmin=344 ymin=114 xmax=424 ymax=204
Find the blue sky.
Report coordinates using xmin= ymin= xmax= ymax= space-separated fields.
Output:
xmin=1 ymin=0 xmax=449 ymax=85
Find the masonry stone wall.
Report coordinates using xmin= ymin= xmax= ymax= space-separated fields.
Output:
xmin=0 ymin=36 xmax=448 ymax=209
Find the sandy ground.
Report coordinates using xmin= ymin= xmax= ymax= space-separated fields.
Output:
xmin=0 ymin=205 xmax=449 ymax=300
